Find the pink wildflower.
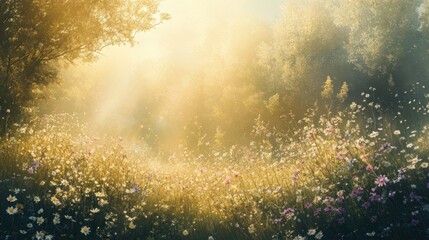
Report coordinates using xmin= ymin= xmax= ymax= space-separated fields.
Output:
xmin=223 ymin=176 xmax=231 ymax=185
xmin=375 ymin=175 xmax=389 ymax=187
xmin=366 ymin=164 xmax=373 ymax=171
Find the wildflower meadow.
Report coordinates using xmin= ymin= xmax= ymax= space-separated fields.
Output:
xmin=2 ymin=0 xmax=429 ymax=239
xmin=2 ymin=83 xmax=429 ymax=239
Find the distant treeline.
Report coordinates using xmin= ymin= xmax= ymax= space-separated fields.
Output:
xmin=2 ymin=0 xmax=429 ymax=150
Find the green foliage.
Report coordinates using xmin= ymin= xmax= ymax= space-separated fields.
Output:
xmin=265 ymin=93 xmax=280 ymax=115
xmin=421 ymin=0 xmax=429 ymax=42
xmin=336 ymin=82 xmax=349 ymax=102
xmin=0 ymin=0 xmax=167 ymax=117
xmin=23 ymin=0 xmax=429 ymax=152
xmin=321 ymin=76 xmax=334 ymax=100
xmin=258 ymin=0 xmax=346 ymax=111
xmin=334 ymin=0 xmax=423 ymax=75
xmin=260 ymin=0 xmax=429 ymax=119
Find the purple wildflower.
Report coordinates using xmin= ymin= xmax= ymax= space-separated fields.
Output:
xmin=314 ymin=208 xmax=321 ymax=217
xmin=370 ymin=192 xmax=382 ymax=202
xmin=378 ymin=142 xmax=391 ymax=152
xmin=281 ymin=208 xmax=295 ymax=218
xmin=362 ymin=201 xmax=371 ymax=209
xmin=324 ymin=205 xmax=335 ymax=213
xmin=351 ymin=188 xmax=364 ymax=198
xmin=305 ymin=203 xmax=313 ymax=209
xmin=131 ymin=185 xmax=140 ymax=192
xmin=324 ymin=196 xmax=334 ymax=204
xmin=410 ymin=192 xmax=422 ymax=202
xmin=411 ymin=219 xmax=419 ymax=226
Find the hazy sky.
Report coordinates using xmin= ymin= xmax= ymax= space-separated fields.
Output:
xmin=57 ymin=0 xmax=284 ymax=127
xmin=98 ymin=0 xmax=283 ymax=61
xmin=244 ymin=0 xmax=284 ymax=22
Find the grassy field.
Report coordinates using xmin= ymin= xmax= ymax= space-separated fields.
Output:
xmin=1 ymin=88 xmax=429 ymax=239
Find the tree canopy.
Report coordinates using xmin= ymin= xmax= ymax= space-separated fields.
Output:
xmin=258 ymin=0 xmax=347 ymax=112
xmin=259 ymin=0 xmax=429 ymax=113
xmin=333 ymin=0 xmax=423 ymax=75
xmin=0 ymin=0 xmax=167 ymax=116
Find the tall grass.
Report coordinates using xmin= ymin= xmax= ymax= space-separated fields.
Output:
xmin=1 ymin=86 xmax=429 ymax=239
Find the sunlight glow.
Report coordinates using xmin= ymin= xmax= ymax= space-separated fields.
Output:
xmin=50 ymin=0 xmax=282 ymax=141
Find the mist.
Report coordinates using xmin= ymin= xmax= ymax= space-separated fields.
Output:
xmin=39 ymin=0 xmax=429 ymax=151
xmin=39 ymin=0 xmax=282 ymax=148
xmin=3 ymin=1 xmax=429 ymax=239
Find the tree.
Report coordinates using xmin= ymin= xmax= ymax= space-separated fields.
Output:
xmin=0 ymin=0 xmax=168 ymax=118
xmin=259 ymin=0 xmax=429 ymax=117
xmin=333 ymin=0 xmax=423 ymax=76
xmin=258 ymin=0 xmax=347 ymax=114
xmin=421 ymin=1 xmax=429 ymax=50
